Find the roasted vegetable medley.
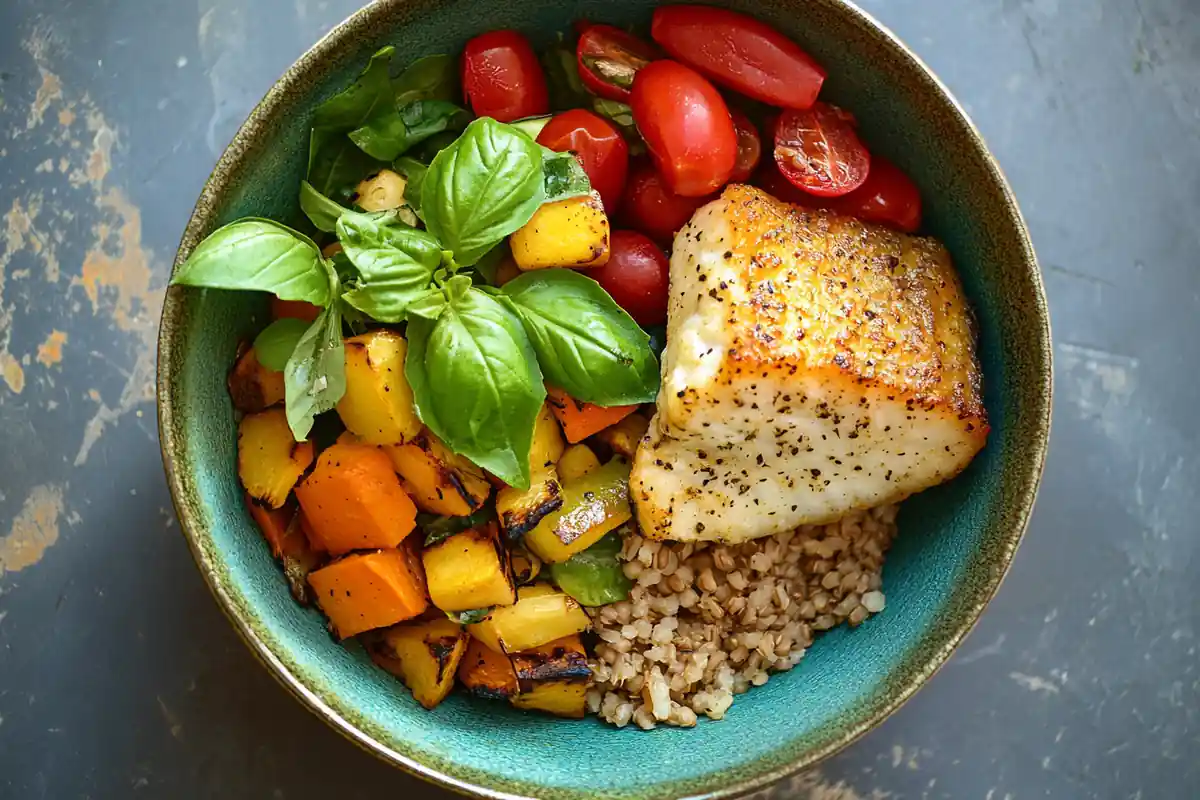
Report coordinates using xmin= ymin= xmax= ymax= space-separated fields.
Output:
xmin=173 ymin=6 xmax=932 ymax=719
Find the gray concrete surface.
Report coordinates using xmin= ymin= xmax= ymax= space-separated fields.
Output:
xmin=0 ymin=0 xmax=1197 ymax=797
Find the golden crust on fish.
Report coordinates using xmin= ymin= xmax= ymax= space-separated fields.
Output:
xmin=631 ymin=185 xmax=987 ymax=543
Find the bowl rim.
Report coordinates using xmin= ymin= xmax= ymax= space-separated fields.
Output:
xmin=157 ymin=1 xmax=1052 ymax=797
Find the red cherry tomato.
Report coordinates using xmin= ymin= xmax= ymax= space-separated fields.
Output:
xmin=651 ymin=6 xmax=826 ymax=109
xmin=774 ymin=103 xmax=870 ymax=198
xmin=728 ymin=108 xmax=762 ymax=184
xmin=461 ymin=30 xmax=549 ymax=122
xmin=631 ymin=61 xmax=737 ymax=197
xmin=586 ymin=230 xmax=670 ymax=326
xmin=576 ymin=24 xmax=661 ymax=102
xmin=536 ymin=109 xmax=630 ymax=213
xmin=828 ymin=156 xmax=922 ymax=232
xmin=620 ymin=160 xmax=716 ymax=243
xmin=751 ymin=162 xmax=819 ymax=207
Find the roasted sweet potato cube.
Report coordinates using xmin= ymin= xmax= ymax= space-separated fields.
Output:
xmin=545 ymin=385 xmax=638 ymax=444
xmin=387 ymin=430 xmax=491 ymax=516
xmin=228 ymin=347 xmax=286 ymax=413
xmin=295 ymin=443 xmax=417 ymax=554
xmin=244 ymin=494 xmax=321 ymax=605
xmin=457 ymin=637 xmax=520 ymax=700
xmin=308 ymin=546 xmax=429 ymax=639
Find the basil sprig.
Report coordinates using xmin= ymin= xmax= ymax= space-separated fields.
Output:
xmin=172 ymin=50 xmax=662 ymax=484
xmin=406 ymin=275 xmax=546 ymax=488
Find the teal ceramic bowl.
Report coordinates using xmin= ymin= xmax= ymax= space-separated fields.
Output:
xmin=157 ymin=1 xmax=1051 ymax=797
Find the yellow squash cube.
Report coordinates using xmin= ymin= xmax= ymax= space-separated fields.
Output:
xmin=556 ymin=444 xmax=601 ymax=483
xmin=511 ymin=191 xmax=610 ymax=270
xmin=237 ymin=408 xmax=314 ymax=508
xmin=509 ymin=634 xmax=590 ymax=718
xmin=336 ymin=330 xmax=422 ymax=445
xmin=387 ymin=429 xmax=492 ymax=516
xmin=368 ymin=617 xmax=468 ymax=709
xmin=467 ymin=583 xmax=590 ymax=654
xmin=496 ymin=405 xmax=567 ymax=539
xmin=423 ymin=523 xmax=517 ymax=612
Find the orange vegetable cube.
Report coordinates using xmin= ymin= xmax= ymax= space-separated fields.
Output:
xmin=545 ymin=385 xmax=638 ymax=444
xmin=457 ymin=637 xmax=520 ymax=700
xmin=295 ymin=443 xmax=417 ymax=554
xmin=308 ymin=547 xmax=429 ymax=639
xmin=228 ymin=347 xmax=286 ymax=413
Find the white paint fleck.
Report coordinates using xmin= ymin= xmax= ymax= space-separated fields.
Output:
xmin=1009 ymin=672 xmax=1061 ymax=695
xmin=176 ymin=56 xmax=188 ymax=68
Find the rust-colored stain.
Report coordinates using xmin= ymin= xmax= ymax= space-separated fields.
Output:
xmin=28 ymin=69 xmax=63 ymax=130
xmin=78 ymin=188 xmax=161 ymax=332
xmin=85 ymin=110 xmax=115 ymax=185
xmin=57 ymin=107 xmax=76 ymax=128
xmin=0 ymin=484 xmax=65 ymax=577
xmin=1 ymin=355 xmax=25 ymax=394
xmin=36 ymin=330 xmax=68 ymax=367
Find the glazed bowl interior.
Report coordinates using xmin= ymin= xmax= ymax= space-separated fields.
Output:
xmin=158 ymin=1 xmax=1051 ymax=798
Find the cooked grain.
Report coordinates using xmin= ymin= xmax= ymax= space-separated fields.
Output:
xmin=589 ymin=505 xmax=897 ymax=729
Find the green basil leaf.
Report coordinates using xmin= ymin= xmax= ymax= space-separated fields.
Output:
xmin=336 ymin=209 xmax=444 ymax=322
xmin=419 ymin=506 xmax=495 ymax=547
xmin=542 ymin=39 xmax=590 ymax=111
xmin=501 ymin=269 xmax=659 ymax=405
xmin=284 ymin=297 xmax=346 ymax=441
xmin=349 ymin=99 xmax=468 ymax=162
xmin=405 ymin=276 xmax=545 ymax=488
xmin=393 ymin=157 xmax=427 ymax=218
xmin=549 ymin=532 xmax=632 ymax=606
xmin=592 ymin=97 xmax=645 ymax=154
xmin=406 ymin=130 xmax=460 ymax=164
xmin=172 ymin=219 xmax=330 ymax=305
xmin=393 ymin=54 xmax=458 ymax=106
xmin=253 ymin=318 xmax=311 ymax=372
xmin=299 ymin=180 xmax=348 ymax=233
xmin=421 ymin=118 xmax=546 ymax=267
xmin=541 ymin=149 xmax=592 ymax=203
xmin=446 ymin=608 xmax=493 ymax=625
xmin=308 ymin=135 xmax=388 ymax=204
xmin=313 ymin=46 xmax=395 ymax=131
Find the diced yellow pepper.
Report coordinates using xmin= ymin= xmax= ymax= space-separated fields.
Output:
xmin=510 ymin=191 xmax=610 ymax=271
xmin=523 ymin=458 xmax=632 ymax=564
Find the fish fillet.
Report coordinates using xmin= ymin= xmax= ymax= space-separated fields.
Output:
xmin=631 ymin=185 xmax=987 ymax=543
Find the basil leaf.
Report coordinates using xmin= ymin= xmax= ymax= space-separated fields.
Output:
xmin=541 ymin=149 xmax=592 ymax=203
xmin=284 ymin=297 xmax=346 ymax=441
xmin=349 ymin=99 xmax=468 ymax=162
xmin=592 ymin=97 xmax=644 ymax=153
xmin=253 ymin=318 xmax=310 ymax=372
xmin=405 ymin=276 xmax=545 ymax=488
xmin=406 ymin=130 xmax=460 ymax=164
xmin=172 ymin=219 xmax=330 ymax=305
xmin=542 ymin=40 xmax=590 ymax=112
xmin=419 ymin=506 xmax=495 ymax=546
xmin=312 ymin=46 xmax=395 ymax=131
xmin=422 ymin=118 xmax=546 ymax=267
xmin=393 ymin=54 xmax=458 ymax=106
xmin=393 ymin=157 xmax=427 ymax=218
xmin=501 ymin=269 xmax=659 ymax=405
xmin=549 ymin=532 xmax=632 ymax=607
xmin=299 ymin=181 xmax=347 ymax=233
xmin=446 ymin=608 xmax=493 ymax=625
xmin=336 ymin=209 xmax=443 ymax=322
xmin=308 ymin=136 xmax=388 ymax=204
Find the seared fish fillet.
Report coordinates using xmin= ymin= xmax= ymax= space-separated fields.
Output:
xmin=631 ymin=185 xmax=987 ymax=543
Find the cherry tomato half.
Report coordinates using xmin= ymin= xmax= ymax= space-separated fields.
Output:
xmin=827 ymin=156 xmax=922 ymax=232
xmin=461 ymin=30 xmax=549 ymax=122
xmin=651 ymin=6 xmax=826 ymax=109
xmin=576 ymin=24 xmax=661 ymax=102
xmin=620 ymin=159 xmax=716 ymax=243
xmin=537 ymin=109 xmax=630 ymax=213
xmin=586 ymin=230 xmax=670 ymax=326
xmin=631 ymin=60 xmax=737 ymax=197
xmin=729 ymin=108 xmax=762 ymax=184
xmin=774 ymin=102 xmax=870 ymax=198
xmin=271 ymin=297 xmax=321 ymax=324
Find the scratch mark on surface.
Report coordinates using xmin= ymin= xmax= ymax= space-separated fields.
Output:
xmin=1009 ymin=671 xmax=1061 ymax=695
xmin=749 ymin=770 xmax=889 ymax=799
xmin=36 ymin=331 xmax=68 ymax=367
xmin=1044 ymin=263 xmax=1116 ymax=288
xmin=156 ymin=696 xmax=185 ymax=741
xmin=0 ymin=484 xmax=65 ymax=578
xmin=953 ymin=633 xmax=1007 ymax=665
